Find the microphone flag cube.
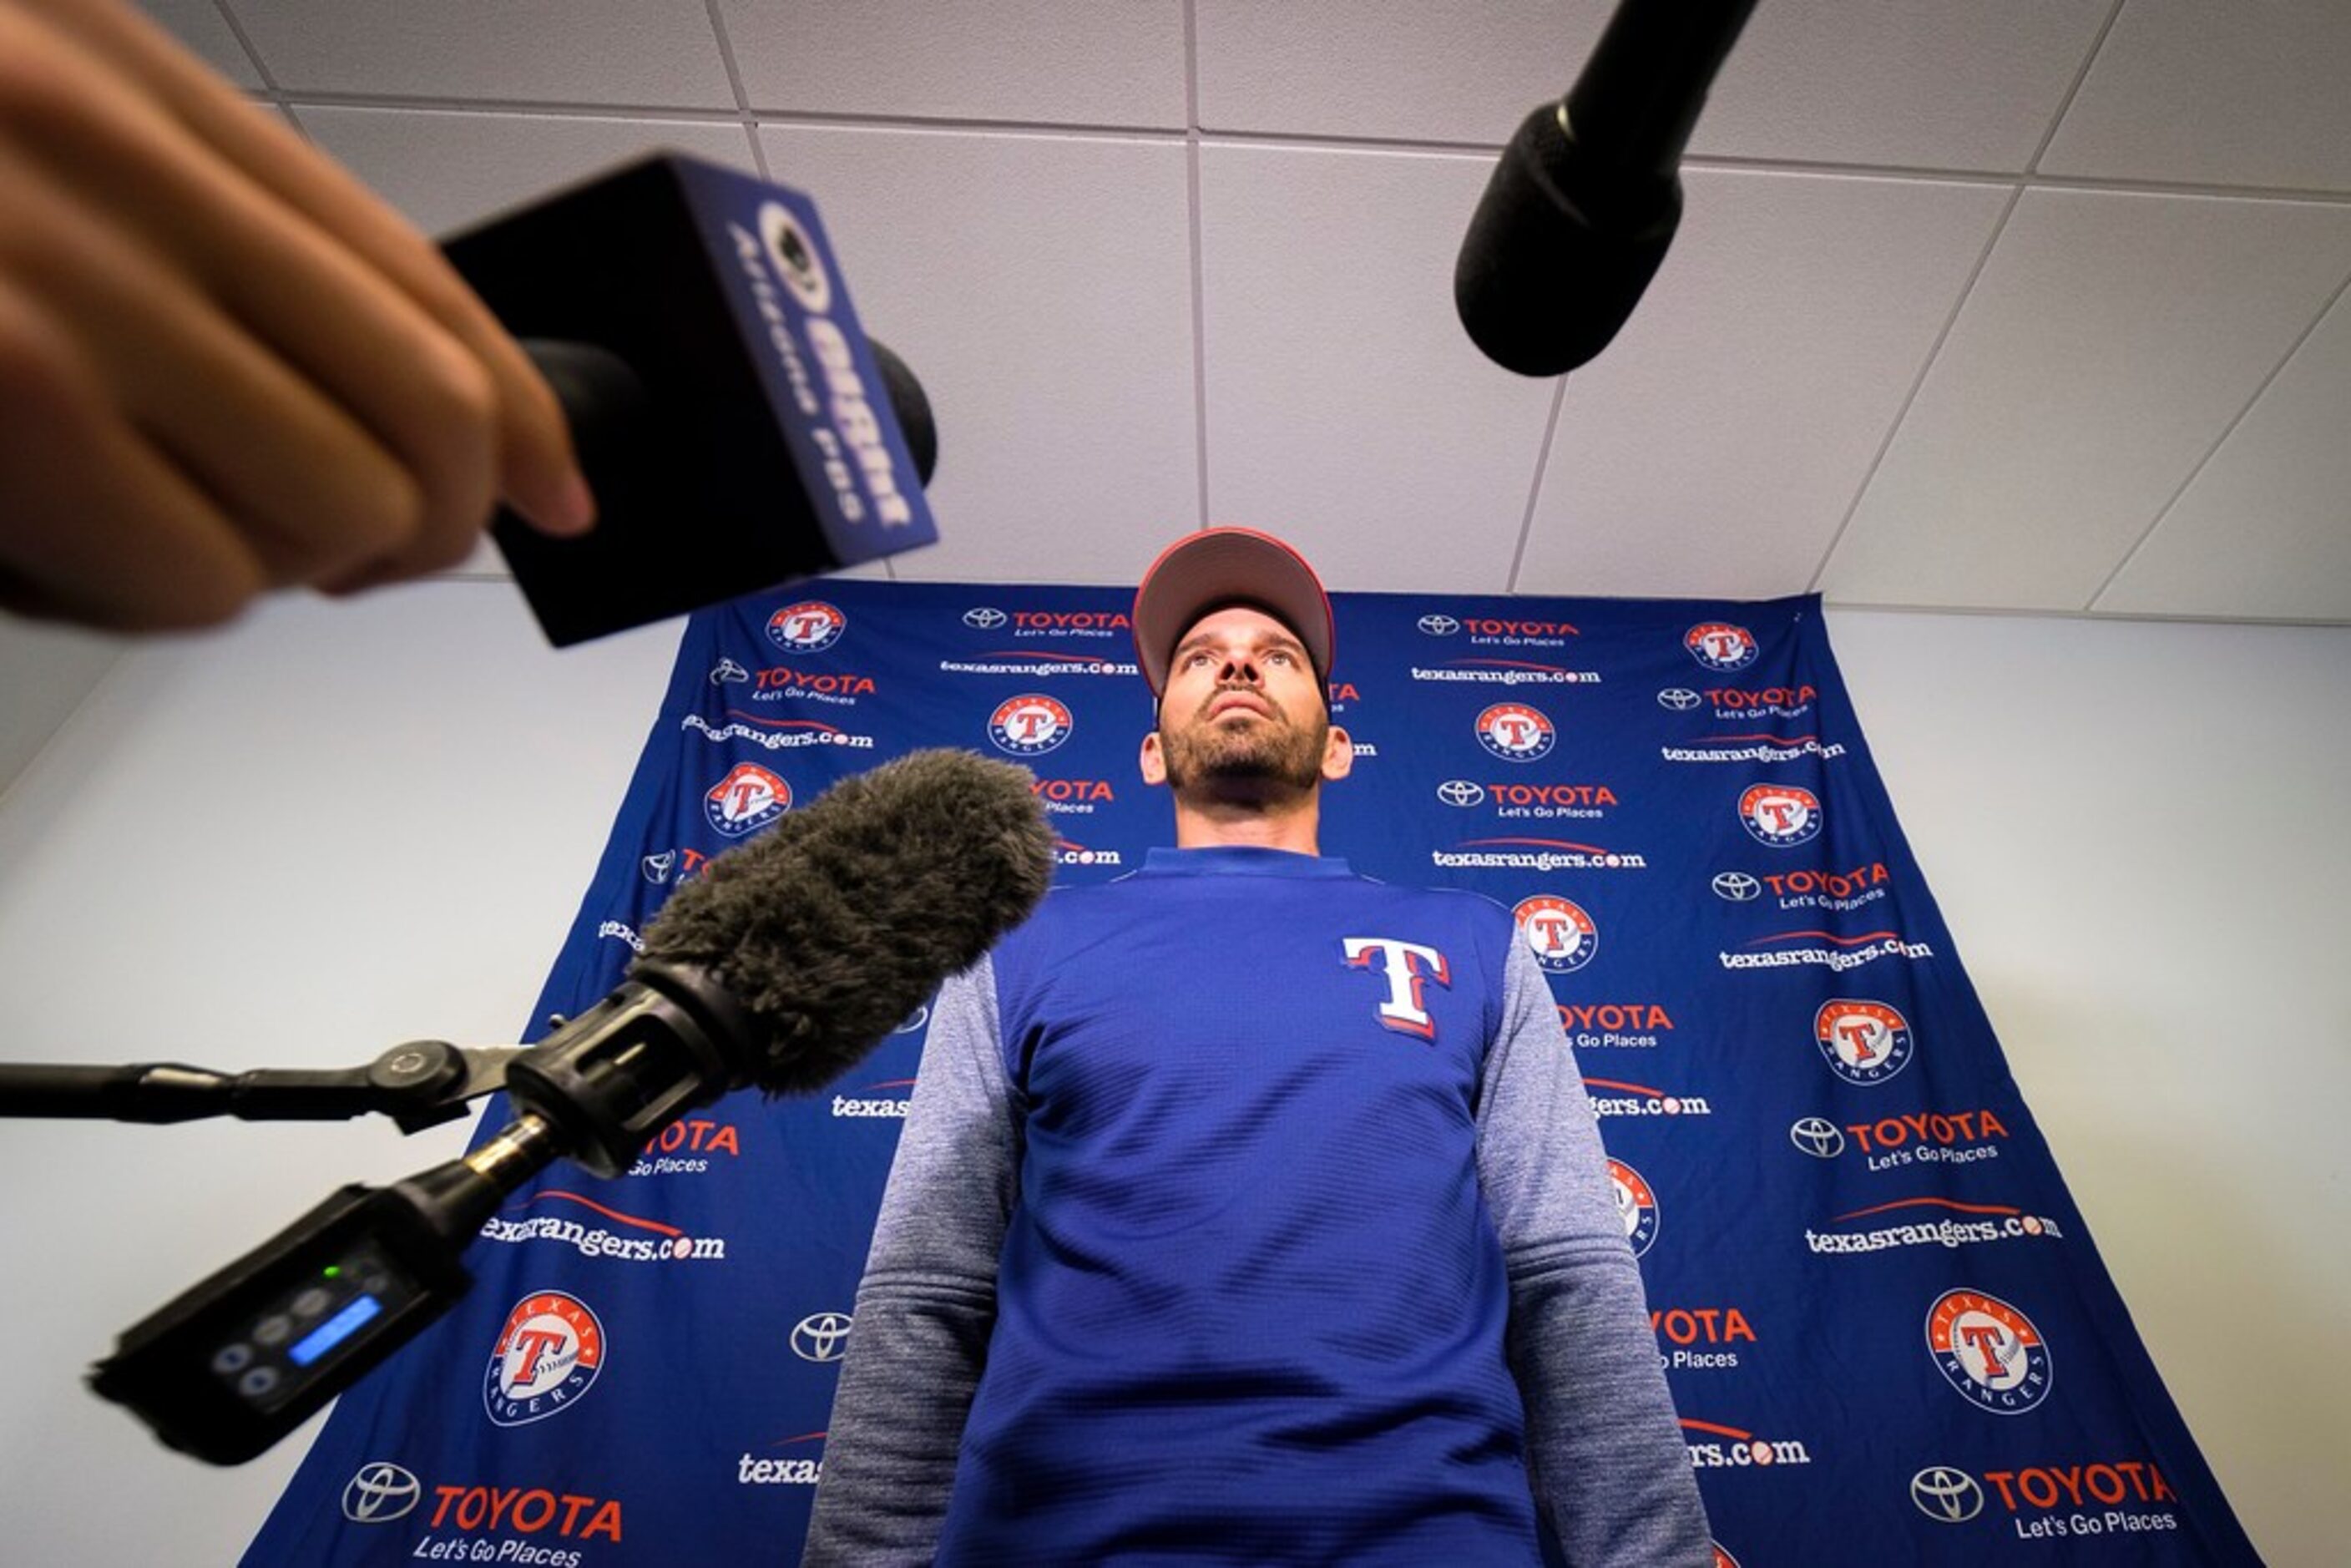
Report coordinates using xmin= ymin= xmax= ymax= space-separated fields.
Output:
xmin=444 ymin=153 xmax=938 ymax=646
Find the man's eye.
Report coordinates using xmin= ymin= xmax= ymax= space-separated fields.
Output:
xmin=1267 ymin=650 xmax=1294 ymax=665
xmin=1183 ymin=650 xmax=1213 ymax=668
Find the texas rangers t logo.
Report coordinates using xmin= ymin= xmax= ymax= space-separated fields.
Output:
xmin=1342 ymin=938 xmax=1451 ymax=1041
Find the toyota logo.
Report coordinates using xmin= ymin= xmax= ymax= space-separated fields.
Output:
xmin=1789 ymin=1118 xmax=1844 ymax=1159
xmin=1711 ymin=871 xmax=1761 ymax=901
xmin=791 ymin=1312 xmax=854 ymax=1363
xmin=710 ymin=658 xmax=750 ymax=685
xmin=963 ymin=607 xmax=1008 ymax=630
xmin=1418 ymin=615 xmax=1459 ymax=636
xmin=1436 ymin=780 xmax=1484 ymax=807
xmin=341 ymin=1462 xmax=422 ymax=1524
xmin=1657 ymin=687 xmax=1701 ymax=711
xmin=1910 ymin=1465 xmax=1984 ymax=1524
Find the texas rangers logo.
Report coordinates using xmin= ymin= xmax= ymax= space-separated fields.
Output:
xmin=1814 ymin=999 xmax=1914 ymax=1085
xmin=1926 ymin=1289 xmax=2051 ymax=1414
xmin=1607 ymin=1158 xmax=1660 ymax=1257
xmin=766 ymin=599 xmax=846 ymax=653
xmin=705 ymin=762 xmax=791 ymax=837
xmin=1476 ymin=703 xmax=1555 ymax=763
xmin=1515 ymin=895 xmax=1597 ymax=973
xmin=485 ymin=1292 xmax=605 ymax=1427
xmin=1685 ymin=622 xmax=1758 ymax=671
xmin=1739 ymin=783 xmax=1821 ymax=847
xmin=988 ymin=694 xmax=1074 ymax=756
xmin=1341 ymin=937 xmax=1452 ymax=1040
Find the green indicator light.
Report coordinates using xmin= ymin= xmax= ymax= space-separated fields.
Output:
xmin=322 ymin=1266 xmax=341 ymax=1279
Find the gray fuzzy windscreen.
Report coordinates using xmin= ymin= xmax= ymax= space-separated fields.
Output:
xmin=640 ymin=749 xmax=1054 ymax=1095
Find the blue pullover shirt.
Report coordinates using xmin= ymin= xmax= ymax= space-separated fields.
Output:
xmin=804 ymin=847 xmax=1708 ymax=1565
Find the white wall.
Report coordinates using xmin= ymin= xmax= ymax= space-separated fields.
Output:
xmin=0 ymin=584 xmax=678 ymax=1565
xmin=1828 ymin=608 xmax=2349 ymax=1568
xmin=0 ymin=589 xmax=2340 ymax=1564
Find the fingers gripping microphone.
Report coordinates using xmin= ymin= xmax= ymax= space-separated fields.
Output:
xmin=1454 ymin=0 xmax=1759 ymax=377
xmin=89 ymin=750 xmax=1054 ymax=1463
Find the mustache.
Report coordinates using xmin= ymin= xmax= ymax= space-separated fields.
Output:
xmin=1194 ymin=683 xmax=1286 ymax=723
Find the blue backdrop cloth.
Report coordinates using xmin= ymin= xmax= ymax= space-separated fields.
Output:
xmin=246 ymin=579 xmax=2259 ymax=1566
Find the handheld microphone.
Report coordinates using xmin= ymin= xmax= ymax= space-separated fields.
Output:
xmin=88 ymin=749 xmax=1054 ymax=1464
xmin=1454 ymin=0 xmax=1759 ymax=377
xmin=443 ymin=153 xmax=944 ymax=646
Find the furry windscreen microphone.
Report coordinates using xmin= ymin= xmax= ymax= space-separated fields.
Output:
xmin=501 ymin=748 xmax=1053 ymax=1174
xmin=641 ymin=747 xmax=1055 ymax=1093
xmin=82 ymin=751 xmax=1051 ymax=1466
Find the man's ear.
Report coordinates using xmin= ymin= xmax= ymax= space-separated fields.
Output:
xmin=1140 ymin=729 xmax=1169 ymax=787
xmin=1319 ymin=724 xmax=1353 ymax=783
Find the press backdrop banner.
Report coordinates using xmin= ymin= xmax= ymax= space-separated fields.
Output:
xmin=248 ymin=579 xmax=2258 ymax=1566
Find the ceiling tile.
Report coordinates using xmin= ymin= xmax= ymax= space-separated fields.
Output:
xmin=719 ymin=0 xmax=1186 ymax=128
xmin=136 ymin=0 xmax=261 ymax=89
xmin=1820 ymin=189 xmax=2351 ymax=610
xmin=1196 ymin=142 xmax=1558 ymax=593
xmin=2097 ymin=284 xmax=2351 ymax=622
xmin=1195 ymin=0 xmax=2111 ymax=170
xmin=300 ymin=107 xmax=757 ymax=237
xmin=757 ymin=125 xmax=1198 ymax=585
xmin=1195 ymin=0 xmax=1597 ymax=145
xmin=226 ymin=0 xmax=736 ymax=106
xmin=1516 ymin=169 xmax=2010 ymax=600
xmin=2040 ymin=0 xmax=2351 ymax=192
xmin=1699 ymin=0 xmax=2112 ymax=170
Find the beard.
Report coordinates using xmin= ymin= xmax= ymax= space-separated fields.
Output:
xmin=1158 ymin=688 xmax=1328 ymax=795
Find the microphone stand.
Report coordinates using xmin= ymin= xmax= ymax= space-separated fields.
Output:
xmin=0 ymin=1040 xmax=522 ymax=1133
xmin=2 ymin=960 xmax=755 ymax=1464
xmin=0 ymin=1042 xmax=539 ymax=1465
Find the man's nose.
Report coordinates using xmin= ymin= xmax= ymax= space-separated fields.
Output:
xmin=1220 ymin=657 xmax=1261 ymax=685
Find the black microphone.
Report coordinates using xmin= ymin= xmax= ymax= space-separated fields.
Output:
xmin=88 ymin=749 xmax=1054 ymax=1464
xmin=443 ymin=152 xmax=944 ymax=646
xmin=1454 ymin=0 xmax=1759 ymax=377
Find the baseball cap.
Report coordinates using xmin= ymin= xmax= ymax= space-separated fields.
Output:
xmin=1131 ymin=527 xmax=1335 ymax=698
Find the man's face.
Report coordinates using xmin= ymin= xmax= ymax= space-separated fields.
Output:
xmin=1140 ymin=605 xmax=1348 ymax=795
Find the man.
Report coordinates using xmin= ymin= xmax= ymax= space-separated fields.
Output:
xmin=804 ymin=528 xmax=1709 ymax=1565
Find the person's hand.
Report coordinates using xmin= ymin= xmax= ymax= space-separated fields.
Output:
xmin=0 ymin=0 xmax=594 ymax=631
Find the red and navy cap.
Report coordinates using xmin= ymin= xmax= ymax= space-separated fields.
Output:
xmin=1131 ymin=527 xmax=1335 ymax=698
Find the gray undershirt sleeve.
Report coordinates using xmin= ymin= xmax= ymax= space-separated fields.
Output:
xmin=801 ymin=956 xmax=1019 ymax=1565
xmin=1478 ymin=938 xmax=1714 ymax=1567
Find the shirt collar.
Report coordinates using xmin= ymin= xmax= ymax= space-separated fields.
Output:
xmin=1136 ymin=846 xmax=1355 ymax=879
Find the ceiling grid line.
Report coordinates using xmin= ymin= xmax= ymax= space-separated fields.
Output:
xmin=1800 ymin=185 xmax=2028 ymax=596
xmin=1182 ymin=0 xmax=1212 ymax=535
xmin=206 ymin=0 xmax=280 ymax=98
xmin=1504 ymin=378 xmax=1572 ymax=596
xmin=2084 ymin=260 xmax=2351 ymax=612
xmin=1804 ymin=0 xmax=2133 ymax=600
xmin=697 ymin=0 xmax=770 ymax=181
xmin=2024 ymin=0 xmax=2136 ymax=180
